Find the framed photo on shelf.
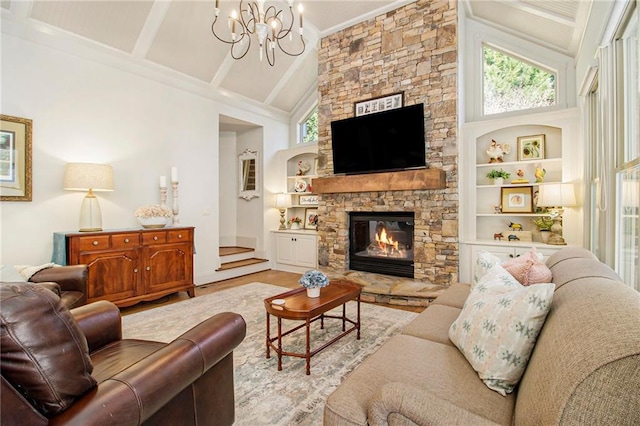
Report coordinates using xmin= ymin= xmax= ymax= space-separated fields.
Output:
xmin=517 ymin=134 xmax=545 ymax=161
xmin=354 ymin=92 xmax=403 ymax=117
xmin=1 ymin=114 xmax=32 ymax=201
xmin=500 ymin=186 xmax=534 ymax=213
xmin=304 ymin=208 xmax=318 ymax=230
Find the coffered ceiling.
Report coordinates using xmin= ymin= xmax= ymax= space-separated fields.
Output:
xmin=2 ymin=1 xmax=591 ymax=119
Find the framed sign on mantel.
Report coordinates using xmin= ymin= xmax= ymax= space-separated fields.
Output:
xmin=354 ymin=92 xmax=403 ymax=117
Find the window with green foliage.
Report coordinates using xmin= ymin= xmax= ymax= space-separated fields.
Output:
xmin=299 ymin=107 xmax=318 ymax=144
xmin=483 ymin=45 xmax=556 ymax=115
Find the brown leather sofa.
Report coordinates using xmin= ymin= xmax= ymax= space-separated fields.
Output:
xmin=1 ymin=283 xmax=247 ymax=425
xmin=28 ymin=264 xmax=88 ymax=308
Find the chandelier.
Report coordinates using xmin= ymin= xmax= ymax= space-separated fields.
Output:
xmin=211 ymin=0 xmax=305 ymax=66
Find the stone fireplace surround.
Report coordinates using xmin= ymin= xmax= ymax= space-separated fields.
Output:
xmin=314 ymin=0 xmax=459 ymax=288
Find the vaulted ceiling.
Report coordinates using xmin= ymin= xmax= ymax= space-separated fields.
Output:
xmin=2 ymin=1 xmax=591 ymax=119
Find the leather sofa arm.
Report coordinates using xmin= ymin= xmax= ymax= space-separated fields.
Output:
xmin=30 ymin=265 xmax=87 ymax=294
xmin=71 ymin=301 xmax=122 ymax=351
xmin=51 ymin=312 xmax=246 ymax=425
xmin=368 ymin=382 xmax=500 ymax=426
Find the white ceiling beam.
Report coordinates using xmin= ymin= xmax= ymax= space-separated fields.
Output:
xmin=131 ymin=0 xmax=172 ymax=59
xmin=494 ymin=0 xmax=576 ymax=27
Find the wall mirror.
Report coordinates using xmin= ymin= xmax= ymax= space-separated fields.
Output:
xmin=239 ymin=149 xmax=260 ymax=200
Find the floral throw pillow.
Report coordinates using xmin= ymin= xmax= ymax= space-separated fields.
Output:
xmin=472 ymin=251 xmax=503 ymax=289
xmin=449 ymin=263 xmax=555 ymax=395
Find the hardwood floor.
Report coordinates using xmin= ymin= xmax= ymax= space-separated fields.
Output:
xmin=120 ymin=269 xmax=424 ymax=315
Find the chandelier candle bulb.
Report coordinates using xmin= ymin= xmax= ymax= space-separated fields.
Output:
xmin=159 ymin=175 xmax=167 ymax=188
xmin=171 ymin=166 xmax=178 ymax=182
xmin=298 ymin=4 xmax=303 ymax=28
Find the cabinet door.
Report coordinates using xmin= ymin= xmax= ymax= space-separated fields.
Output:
xmin=514 ymin=246 xmax=558 ymax=261
xmin=143 ymin=243 xmax=193 ymax=294
xmin=275 ymin=234 xmax=296 ymax=264
xmin=294 ymin=234 xmax=318 ymax=268
xmin=80 ymin=250 xmax=139 ymax=303
xmin=470 ymin=245 xmax=515 ymax=264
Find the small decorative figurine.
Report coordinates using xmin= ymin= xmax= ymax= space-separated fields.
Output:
xmin=297 ymin=160 xmax=311 ymax=176
xmin=534 ymin=166 xmax=546 ymax=183
xmin=486 ymin=139 xmax=511 ymax=163
xmin=494 ymin=232 xmax=504 ymax=241
xmin=508 ymin=222 xmax=523 ymax=231
xmin=494 ymin=205 xmax=502 ymax=214
xmin=511 ymin=169 xmax=529 ymax=184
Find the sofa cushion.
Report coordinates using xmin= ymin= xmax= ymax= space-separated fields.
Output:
xmin=430 ymin=282 xmax=470 ymax=309
xmin=449 ymin=264 xmax=554 ymax=396
xmin=0 ymin=283 xmax=96 ymax=416
xmin=401 ymin=304 xmax=460 ymax=346
xmin=324 ymin=334 xmax=515 ymax=426
xmin=502 ymin=248 xmax=552 ymax=285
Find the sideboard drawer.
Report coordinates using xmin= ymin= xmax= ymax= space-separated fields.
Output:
xmin=168 ymin=229 xmax=192 ymax=243
xmin=112 ymin=233 xmax=140 ymax=249
xmin=78 ymin=235 xmax=111 ymax=252
xmin=143 ymin=232 xmax=167 ymax=245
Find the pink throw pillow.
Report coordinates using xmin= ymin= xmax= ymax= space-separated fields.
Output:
xmin=502 ymin=247 xmax=553 ymax=285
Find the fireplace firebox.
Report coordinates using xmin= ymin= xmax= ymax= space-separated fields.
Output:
xmin=349 ymin=212 xmax=414 ymax=278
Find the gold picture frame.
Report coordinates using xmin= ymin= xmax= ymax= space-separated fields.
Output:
xmin=517 ymin=134 xmax=545 ymax=161
xmin=1 ymin=114 xmax=32 ymax=201
xmin=500 ymin=186 xmax=533 ymax=213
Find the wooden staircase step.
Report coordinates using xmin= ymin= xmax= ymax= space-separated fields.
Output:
xmin=216 ymin=258 xmax=268 ymax=271
xmin=220 ymin=246 xmax=254 ymax=256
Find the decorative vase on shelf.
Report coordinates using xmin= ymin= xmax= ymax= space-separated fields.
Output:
xmin=290 ymin=222 xmax=300 ymax=230
xmin=494 ymin=177 xmax=504 ymax=186
xmin=306 ymin=287 xmax=320 ymax=298
xmin=539 ymin=230 xmax=552 ymax=243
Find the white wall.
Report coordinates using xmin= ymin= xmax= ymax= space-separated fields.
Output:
xmin=219 ymin=131 xmax=238 ymax=247
xmin=0 ymin=34 xmax=289 ymax=284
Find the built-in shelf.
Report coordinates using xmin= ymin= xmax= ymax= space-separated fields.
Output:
xmin=313 ymin=168 xmax=447 ymax=194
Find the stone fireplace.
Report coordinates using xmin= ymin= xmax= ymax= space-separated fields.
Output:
xmin=349 ymin=212 xmax=414 ymax=278
xmin=315 ymin=0 xmax=459 ymax=287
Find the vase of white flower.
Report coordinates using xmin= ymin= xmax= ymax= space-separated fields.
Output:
xmin=134 ymin=204 xmax=173 ymax=229
xmin=298 ymin=270 xmax=329 ymax=298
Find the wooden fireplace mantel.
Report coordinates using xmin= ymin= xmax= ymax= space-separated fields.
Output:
xmin=312 ymin=168 xmax=447 ymax=194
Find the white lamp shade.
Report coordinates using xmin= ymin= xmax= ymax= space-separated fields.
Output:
xmin=537 ymin=183 xmax=577 ymax=207
xmin=64 ymin=163 xmax=114 ymax=191
xmin=275 ymin=193 xmax=290 ymax=208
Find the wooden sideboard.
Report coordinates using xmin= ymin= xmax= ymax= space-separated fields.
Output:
xmin=62 ymin=227 xmax=195 ymax=307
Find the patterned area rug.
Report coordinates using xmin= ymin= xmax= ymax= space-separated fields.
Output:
xmin=122 ymin=283 xmax=418 ymax=425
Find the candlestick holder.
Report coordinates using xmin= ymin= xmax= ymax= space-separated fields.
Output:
xmin=160 ymin=186 xmax=168 ymax=207
xmin=171 ymin=181 xmax=179 ymax=225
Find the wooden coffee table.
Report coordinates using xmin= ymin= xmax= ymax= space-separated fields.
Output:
xmin=264 ymin=280 xmax=361 ymax=375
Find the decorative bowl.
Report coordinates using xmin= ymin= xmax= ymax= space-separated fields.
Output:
xmin=137 ymin=216 xmax=168 ymax=229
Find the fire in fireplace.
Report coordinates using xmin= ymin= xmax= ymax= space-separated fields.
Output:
xmin=349 ymin=212 xmax=414 ymax=278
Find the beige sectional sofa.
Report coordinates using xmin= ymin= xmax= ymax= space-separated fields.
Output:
xmin=324 ymin=247 xmax=640 ymax=425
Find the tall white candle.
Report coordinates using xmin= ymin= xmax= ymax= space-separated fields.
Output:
xmin=171 ymin=167 xmax=178 ymax=182
xmin=159 ymin=175 xmax=167 ymax=188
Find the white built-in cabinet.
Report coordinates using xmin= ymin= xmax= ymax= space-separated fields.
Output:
xmin=459 ymin=108 xmax=583 ymax=282
xmin=272 ymin=144 xmax=319 ymax=273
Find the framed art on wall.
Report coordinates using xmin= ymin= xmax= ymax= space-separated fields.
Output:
xmin=1 ymin=115 xmax=32 ymax=201
xmin=304 ymin=208 xmax=318 ymax=230
xmin=517 ymin=134 xmax=545 ymax=161
xmin=500 ymin=186 xmax=533 ymax=213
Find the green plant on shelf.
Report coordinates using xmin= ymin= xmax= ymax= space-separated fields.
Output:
xmin=531 ymin=216 xmax=554 ymax=231
xmin=486 ymin=169 xmax=511 ymax=180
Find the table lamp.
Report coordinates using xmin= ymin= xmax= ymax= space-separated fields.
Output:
xmin=275 ymin=193 xmax=290 ymax=230
xmin=64 ymin=163 xmax=114 ymax=232
xmin=537 ymin=183 xmax=576 ymax=245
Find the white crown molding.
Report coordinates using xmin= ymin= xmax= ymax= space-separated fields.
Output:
xmin=319 ymin=0 xmax=415 ymax=37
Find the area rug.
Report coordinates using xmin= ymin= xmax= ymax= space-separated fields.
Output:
xmin=122 ymin=283 xmax=418 ymax=425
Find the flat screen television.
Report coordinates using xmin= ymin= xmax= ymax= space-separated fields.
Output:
xmin=331 ymin=103 xmax=426 ymax=175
